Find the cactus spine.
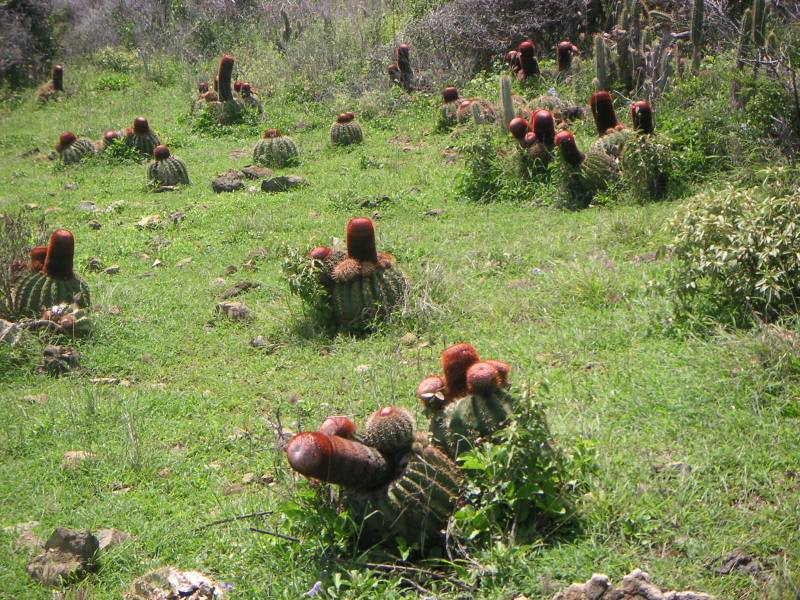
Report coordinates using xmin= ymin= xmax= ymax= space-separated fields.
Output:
xmin=147 ymin=145 xmax=190 ymax=186
xmin=253 ymin=129 xmax=299 ymax=167
xmin=691 ymin=0 xmax=704 ymax=75
xmin=500 ymin=76 xmax=515 ymax=129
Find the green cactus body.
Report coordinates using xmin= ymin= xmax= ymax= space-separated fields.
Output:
xmin=430 ymin=389 xmax=516 ymax=458
xmin=590 ymin=128 xmax=632 ymax=158
xmin=206 ymin=99 xmax=245 ymax=125
xmin=13 ymin=271 xmax=91 ymax=317
xmin=621 ymin=134 xmax=672 ymax=201
xmin=500 ymin=76 xmax=515 ymax=128
xmin=362 ymin=407 xmax=415 ymax=456
xmin=344 ymin=445 xmax=462 ymax=548
xmin=147 ymin=155 xmax=190 ymax=186
xmin=437 ymin=100 xmax=460 ymax=130
xmin=242 ymin=94 xmax=264 ymax=114
xmin=329 ymin=265 xmax=407 ymax=331
xmin=330 ymin=121 xmax=364 ymax=146
xmin=124 ymin=130 xmax=161 ymax=158
xmin=594 ymin=34 xmax=609 ymax=90
xmin=752 ymin=0 xmax=766 ymax=48
xmin=253 ymin=135 xmax=300 ymax=167
xmin=59 ymin=139 xmax=95 ymax=165
xmin=560 ymin=150 xmax=619 ymax=207
xmin=737 ymin=9 xmax=753 ymax=68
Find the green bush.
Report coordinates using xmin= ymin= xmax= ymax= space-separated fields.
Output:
xmin=668 ymin=186 xmax=800 ymax=324
xmin=94 ymin=46 xmax=139 ymax=72
xmin=455 ymin=126 xmax=503 ymax=202
xmin=94 ymin=72 xmax=133 ymax=91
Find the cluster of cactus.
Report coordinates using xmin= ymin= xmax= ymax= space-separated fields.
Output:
xmin=292 ymin=217 xmax=407 ymax=331
xmin=147 ymin=145 xmax=190 ymax=186
xmin=736 ymin=0 xmax=770 ymax=69
xmin=55 ymin=132 xmax=95 ymax=165
xmin=589 ymin=91 xmax=630 ymax=157
xmin=287 ymin=407 xmax=462 ymax=549
xmin=330 ymin=112 xmax=364 ymax=146
xmin=37 ymin=65 xmax=65 ymax=102
xmin=12 ymin=230 xmax=91 ymax=318
xmin=418 ymin=343 xmax=516 ymax=459
xmin=508 ymin=109 xmax=558 ymax=177
xmin=123 ymin=117 xmax=161 ymax=158
xmin=592 ymin=2 xmax=676 ymax=100
xmin=437 ymin=87 xmax=462 ymax=130
xmin=507 ymin=40 xmax=540 ymax=82
xmin=201 ymin=55 xmax=245 ymax=125
xmin=387 ymin=44 xmax=414 ymax=92
xmin=253 ymin=129 xmax=299 ymax=167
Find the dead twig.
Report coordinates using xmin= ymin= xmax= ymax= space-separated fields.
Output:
xmin=249 ymin=527 xmax=301 ymax=543
xmin=195 ymin=510 xmax=273 ymax=532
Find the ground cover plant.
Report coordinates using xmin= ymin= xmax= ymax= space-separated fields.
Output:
xmin=2 ymin=1 xmax=800 ymax=598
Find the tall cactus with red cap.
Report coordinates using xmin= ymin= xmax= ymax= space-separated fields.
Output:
xmin=555 ymin=130 xmax=619 ymax=208
xmin=388 ymin=44 xmax=414 ymax=91
xmin=37 ymin=64 xmax=66 ymax=102
xmin=418 ymin=343 xmax=516 ymax=459
xmin=201 ymin=54 xmax=245 ymax=125
xmin=12 ymin=230 xmax=91 ymax=317
xmin=123 ymin=117 xmax=161 ymax=158
xmin=286 ymin=217 xmax=407 ymax=331
xmin=620 ymin=101 xmax=672 ymax=200
xmin=287 ymin=406 xmax=462 ymax=549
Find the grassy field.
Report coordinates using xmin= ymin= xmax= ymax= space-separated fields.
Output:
xmin=1 ymin=56 xmax=799 ymax=599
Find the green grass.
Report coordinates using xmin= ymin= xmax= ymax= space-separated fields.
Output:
xmin=1 ymin=57 xmax=799 ymax=599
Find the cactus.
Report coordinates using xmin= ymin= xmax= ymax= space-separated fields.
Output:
xmin=100 ymin=130 xmax=123 ymax=150
xmin=593 ymin=34 xmax=610 ymax=91
xmin=752 ymin=0 xmax=766 ymax=48
xmin=590 ymin=91 xmax=621 ymax=135
xmin=13 ymin=230 xmax=91 ymax=317
xmin=393 ymin=44 xmax=414 ymax=92
xmin=516 ymin=40 xmax=540 ymax=82
xmin=437 ymin=87 xmax=461 ymax=130
xmin=330 ymin=112 xmax=364 ymax=146
xmin=417 ymin=344 xmax=516 ymax=459
xmin=557 ymin=41 xmax=579 ymax=72
xmin=40 ymin=303 xmax=93 ymax=338
xmin=499 ymin=76 xmax=515 ymax=129
xmin=621 ymin=101 xmax=671 ymax=200
xmin=691 ymin=0 xmax=704 ymax=75
xmin=362 ymin=406 xmax=415 ymax=456
xmin=240 ymin=83 xmax=264 ymax=115
xmin=319 ymin=416 xmax=358 ymax=438
xmin=123 ymin=117 xmax=161 ymax=158
xmin=455 ymin=99 xmax=496 ymax=125
xmin=55 ymin=132 xmax=95 ymax=165
xmin=253 ymin=129 xmax=299 ymax=167
xmin=37 ymin=65 xmax=65 ymax=102
xmin=147 ymin=145 xmax=190 ymax=186
xmin=555 ymin=130 xmax=620 ymax=207
xmin=202 ymin=55 xmax=245 ymax=125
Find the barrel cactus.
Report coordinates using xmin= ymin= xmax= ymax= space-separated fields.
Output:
xmin=123 ymin=117 xmax=161 ymax=158
xmin=56 ymin=132 xmax=95 ymax=165
xmin=515 ymin=40 xmax=540 ymax=81
xmin=330 ymin=112 xmax=364 ymax=146
xmin=557 ymin=41 xmax=580 ymax=72
xmin=287 ymin=406 xmax=462 ymax=550
xmin=240 ymin=82 xmax=264 ymax=115
xmin=299 ymin=217 xmax=408 ymax=331
xmin=418 ymin=343 xmax=515 ymax=459
xmin=437 ymin=87 xmax=461 ymax=130
xmin=253 ymin=129 xmax=299 ymax=167
xmin=13 ymin=230 xmax=91 ymax=317
xmin=621 ymin=101 xmax=671 ymax=201
xmin=555 ymin=130 xmax=620 ymax=207
xmin=147 ymin=145 xmax=190 ymax=186
xmin=589 ymin=92 xmax=631 ymax=158
xmin=37 ymin=64 xmax=65 ymax=102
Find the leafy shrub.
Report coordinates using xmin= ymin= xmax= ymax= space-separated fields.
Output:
xmin=94 ymin=72 xmax=133 ymax=91
xmin=455 ymin=126 xmax=504 ymax=202
xmin=282 ymin=246 xmax=333 ymax=326
xmin=668 ymin=186 xmax=800 ymax=324
xmin=93 ymin=46 xmax=138 ymax=72
xmin=454 ymin=390 xmax=587 ymax=544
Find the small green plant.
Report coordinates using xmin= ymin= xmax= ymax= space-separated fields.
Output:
xmin=455 ymin=126 xmax=503 ymax=202
xmin=94 ymin=73 xmax=133 ymax=91
xmin=94 ymin=46 xmax=139 ymax=72
xmin=668 ymin=186 xmax=800 ymax=324
xmin=282 ymin=245 xmax=332 ymax=324
xmin=454 ymin=389 xmax=581 ymax=544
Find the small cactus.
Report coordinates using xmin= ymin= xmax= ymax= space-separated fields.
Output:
xmin=590 ymin=91 xmax=620 ymax=135
xmin=253 ymin=129 xmax=299 ymax=167
xmin=147 ymin=145 xmax=190 ymax=186
xmin=362 ymin=406 xmax=415 ymax=456
xmin=500 ymin=76 xmax=515 ymax=129
xmin=55 ymin=132 xmax=95 ymax=165
xmin=240 ymin=82 xmax=264 ymax=115
xmin=123 ymin=117 xmax=161 ymax=158
xmin=455 ymin=99 xmax=496 ymax=125
xmin=557 ymin=41 xmax=579 ymax=72
xmin=555 ymin=130 xmax=620 ymax=207
xmin=516 ymin=40 xmax=540 ymax=82
xmin=752 ymin=0 xmax=766 ymax=49
xmin=330 ymin=112 xmax=364 ymax=146
xmin=437 ymin=87 xmax=461 ymax=130
xmin=593 ymin=34 xmax=610 ymax=91
xmin=13 ymin=230 xmax=91 ymax=317
xmin=40 ymin=303 xmax=93 ymax=338
xmin=37 ymin=64 xmax=65 ymax=102
xmin=621 ymin=101 xmax=671 ymax=201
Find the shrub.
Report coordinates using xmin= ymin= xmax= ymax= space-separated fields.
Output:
xmin=668 ymin=186 xmax=800 ymax=324
xmin=455 ymin=126 xmax=504 ymax=202
xmin=93 ymin=46 xmax=138 ymax=72
xmin=94 ymin=72 xmax=133 ymax=91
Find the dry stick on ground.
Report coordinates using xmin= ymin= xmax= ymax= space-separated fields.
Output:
xmin=195 ymin=510 xmax=274 ymax=532
xmin=249 ymin=527 xmax=301 ymax=543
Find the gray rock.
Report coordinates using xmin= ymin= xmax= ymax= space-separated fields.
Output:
xmin=41 ymin=345 xmax=80 ymax=376
xmin=86 ymin=257 xmax=105 ymax=272
xmin=261 ymin=175 xmax=309 ymax=193
xmin=215 ymin=301 xmax=253 ymax=322
xmin=77 ymin=201 xmax=96 ymax=212
xmin=552 ymin=569 xmax=716 ymax=600
xmin=124 ymin=566 xmax=226 ymax=600
xmin=425 ymin=208 xmax=445 ymax=216
xmin=220 ymin=281 xmax=260 ymax=299
xmin=96 ymin=528 xmax=131 ymax=550
xmin=27 ymin=528 xmax=100 ymax=587
xmin=87 ymin=220 xmax=102 ymax=230
xmin=104 ymin=265 xmax=120 ymax=275
xmin=713 ymin=551 xmax=762 ymax=575
xmin=212 ymin=171 xmax=245 ymax=193
xmin=241 ymin=165 xmax=272 ymax=179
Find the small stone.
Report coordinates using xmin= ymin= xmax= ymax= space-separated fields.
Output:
xmin=223 ymin=265 xmax=238 ymax=276
xmin=77 ymin=201 xmax=96 ymax=212
xmin=90 ymin=377 xmax=120 ymax=385
xmin=248 ymin=186 xmax=259 ymax=193
xmin=62 ymin=451 xmax=96 ymax=469
xmin=125 ymin=567 xmax=226 ymax=599
xmin=87 ymin=220 xmax=102 ymax=230
xmin=212 ymin=170 xmax=245 ymax=193
xmin=400 ymin=332 xmax=418 ymax=346
xmin=95 ymin=528 xmax=131 ymax=550
xmin=223 ymin=483 xmax=246 ymax=496
xmin=241 ymin=473 xmax=255 ymax=484
xmin=103 ymin=266 xmax=120 ymax=275
xmin=175 ymin=257 xmax=193 ymax=268
xmin=41 ymin=345 xmax=79 ymax=376
xmin=23 ymin=393 xmax=48 ymax=404
xmin=354 ymin=364 xmax=371 ymax=373
xmin=220 ymin=281 xmax=260 ymax=299
xmin=109 ymin=306 xmax=122 ymax=316
xmin=104 ymin=200 xmax=125 ymax=213
xmin=15 ymin=530 xmax=44 ymax=552
xmin=64 ymin=183 xmax=79 ymax=190
xmin=713 ymin=551 xmax=762 ymax=575
xmin=442 ymin=149 xmax=459 ymax=164
xmin=86 ymin=257 xmax=105 ymax=272
xmin=241 ymin=165 xmax=272 ymax=179
xmin=169 ymin=211 xmax=186 ymax=224
xmin=27 ymin=528 xmax=99 ymax=587
xmin=215 ymin=301 xmax=253 ymax=322
xmin=210 ymin=277 xmax=227 ymax=288
xmin=136 ymin=214 xmax=161 ymax=229
xmin=260 ymin=175 xmax=309 ymax=193
xmin=259 ymin=474 xmax=275 ymax=485
xmin=424 ymin=208 xmax=445 ymax=216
